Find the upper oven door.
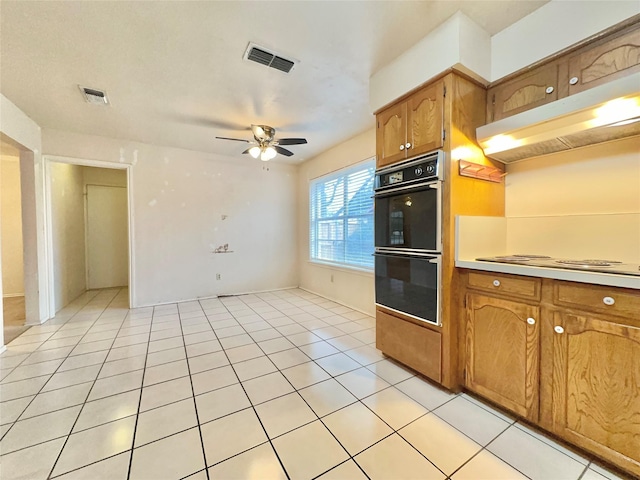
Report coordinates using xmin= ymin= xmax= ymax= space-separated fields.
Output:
xmin=374 ymin=181 xmax=441 ymax=253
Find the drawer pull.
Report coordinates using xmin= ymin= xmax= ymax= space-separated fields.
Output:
xmin=603 ymin=296 xmax=615 ymax=306
xmin=527 ymin=318 xmax=536 ymax=325
xmin=492 ymin=280 xmax=501 ymax=287
xmin=399 ymin=145 xmax=405 ymax=151
xmin=405 ymin=142 xmax=412 ymax=149
xmin=554 ymin=326 xmax=565 ymax=334
xmin=569 ymin=76 xmax=579 ymax=85
xmin=545 ymin=86 xmax=554 ymax=94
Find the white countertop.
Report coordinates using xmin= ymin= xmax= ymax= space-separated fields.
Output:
xmin=456 ymin=259 xmax=640 ymax=290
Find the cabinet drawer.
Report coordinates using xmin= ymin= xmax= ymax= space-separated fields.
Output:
xmin=467 ymin=272 xmax=541 ymax=300
xmin=554 ymin=281 xmax=640 ymax=321
xmin=376 ymin=309 xmax=441 ymax=382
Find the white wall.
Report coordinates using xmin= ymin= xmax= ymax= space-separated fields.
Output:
xmin=505 ymin=136 xmax=640 ymax=217
xmin=503 ymin=136 xmax=640 ymax=263
xmin=1 ymin=156 xmax=25 ymax=296
xmin=83 ymin=166 xmax=126 ymax=188
xmin=370 ymin=1 xmax=640 ymax=112
xmin=491 ymin=0 xmax=640 ymax=80
xmin=43 ymin=129 xmax=298 ymax=307
xmin=369 ymin=11 xmax=491 ymax=112
xmin=297 ymin=128 xmax=375 ymax=315
xmin=50 ymin=162 xmax=86 ymax=311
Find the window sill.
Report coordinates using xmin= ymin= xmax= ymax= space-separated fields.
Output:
xmin=307 ymin=260 xmax=374 ymax=277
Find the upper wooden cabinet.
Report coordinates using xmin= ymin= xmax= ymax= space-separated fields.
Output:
xmin=376 ymin=80 xmax=444 ymax=168
xmin=549 ymin=311 xmax=640 ymax=477
xmin=465 ymin=293 xmax=540 ymax=421
xmin=487 ymin=62 xmax=560 ymax=123
xmin=487 ymin=20 xmax=640 ymax=122
xmin=567 ymin=26 xmax=640 ymax=95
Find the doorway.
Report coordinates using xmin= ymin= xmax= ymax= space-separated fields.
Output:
xmin=1 ymin=141 xmax=28 ymax=343
xmin=44 ymin=157 xmax=133 ymax=316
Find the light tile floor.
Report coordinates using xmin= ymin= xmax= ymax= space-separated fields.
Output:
xmin=0 ymin=288 xmax=631 ymax=480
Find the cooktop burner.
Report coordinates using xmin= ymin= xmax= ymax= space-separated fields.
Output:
xmin=475 ymin=254 xmax=640 ymax=277
xmin=556 ymin=260 xmax=615 ymax=267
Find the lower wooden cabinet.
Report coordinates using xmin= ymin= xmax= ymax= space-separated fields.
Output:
xmin=549 ymin=311 xmax=640 ymax=476
xmin=465 ymin=293 xmax=539 ymax=421
xmin=376 ymin=308 xmax=441 ymax=383
xmin=462 ymin=270 xmax=640 ymax=477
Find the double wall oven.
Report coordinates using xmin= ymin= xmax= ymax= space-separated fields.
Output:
xmin=374 ymin=150 xmax=443 ymax=326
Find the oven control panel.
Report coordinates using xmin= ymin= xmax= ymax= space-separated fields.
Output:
xmin=375 ymin=151 xmax=442 ymax=190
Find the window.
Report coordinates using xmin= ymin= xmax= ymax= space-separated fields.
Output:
xmin=309 ymin=159 xmax=375 ymax=269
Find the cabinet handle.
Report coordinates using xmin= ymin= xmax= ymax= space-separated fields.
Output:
xmin=554 ymin=326 xmax=565 ymax=334
xmin=603 ymin=296 xmax=615 ymax=306
xmin=527 ymin=318 xmax=536 ymax=325
xmin=405 ymin=142 xmax=412 ymax=149
xmin=492 ymin=280 xmax=501 ymax=287
xmin=399 ymin=145 xmax=405 ymax=151
xmin=545 ymin=86 xmax=554 ymax=94
xmin=569 ymin=77 xmax=579 ymax=85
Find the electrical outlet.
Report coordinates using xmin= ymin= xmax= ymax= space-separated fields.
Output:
xmin=216 ymin=273 xmax=221 ymax=280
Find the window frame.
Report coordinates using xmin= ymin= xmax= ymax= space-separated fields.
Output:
xmin=308 ymin=158 xmax=375 ymax=271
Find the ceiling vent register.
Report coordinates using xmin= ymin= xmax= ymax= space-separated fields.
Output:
xmin=79 ymin=86 xmax=109 ymax=106
xmin=244 ymin=43 xmax=297 ymax=73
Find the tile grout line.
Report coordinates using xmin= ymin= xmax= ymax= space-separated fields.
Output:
xmin=1 ymin=289 xmax=123 ymax=443
xmin=200 ymin=298 xmax=292 ymax=480
xmin=44 ymin=288 xmax=132 ymax=478
xmin=174 ymin=302 xmax=213 ymax=480
xmin=123 ymin=304 xmax=157 ymax=480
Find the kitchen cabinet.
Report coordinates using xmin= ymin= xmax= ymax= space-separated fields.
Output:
xmin=375 ymin=72 xmax=505 ymax=390
xmin=487 ymin=62 xmax=561 ymax=122
xmin=486 ymin=20 xmax=640 ymax=122
xmin=548 ymin=310 xmax=640 ymax=476
xmin=465 ymin=292 xmax=539 ymax=421
xmin=376 ymin=80 xmax=444 ymax=168
xmin=461 ymin=270 xmax=640 ymax=477
xmin=567 ymin=25 xmax=640 ymax=95
xmin=376 ymin=308 xmax=442 ymax=383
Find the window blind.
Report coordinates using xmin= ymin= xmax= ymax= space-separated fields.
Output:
xmin=309 ymin=159 xmax=375 ymax=269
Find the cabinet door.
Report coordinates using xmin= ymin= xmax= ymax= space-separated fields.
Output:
xmin=487 ymin=63 xmax=559 ymax=122
xmin=376 ymin=102 xmax=407 ymax=168
xmin=407 ymin=81 xmax=444 ymax=156
xmin=551 ymin=312 xmax=640 ymax=476
xmin=568 ymin=27 xmax=640 ymax=95
xmin=465 ymin=293 xmax=539 ymax=421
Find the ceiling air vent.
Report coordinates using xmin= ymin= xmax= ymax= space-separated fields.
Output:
xmin=78 ymin=85 xmax=110 ymax=105
xmin=244 ymin=43 xmax=297 ymax=74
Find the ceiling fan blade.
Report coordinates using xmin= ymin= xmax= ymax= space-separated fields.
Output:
xmin=274 ymin=146 xmax=294 ymax=157
xmin=276 ymin=138 xmax=308 ymax=146
xmin=242 ymin=148 xmax=253 ymax=154
xmin=215 ymin=136 xmax=250 ymax=143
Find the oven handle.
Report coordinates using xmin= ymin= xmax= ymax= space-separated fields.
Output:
xmin=374 ymin=180 xmax=440 ymax=198
xmin=373 ymin=251 xmax=440 ymax=262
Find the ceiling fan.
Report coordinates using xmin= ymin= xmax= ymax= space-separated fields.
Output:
xmin=216 ymin=124 xmax=307 ymax=161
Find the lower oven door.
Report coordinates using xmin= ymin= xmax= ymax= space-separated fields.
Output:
xmin=374 ymin=250 xmax=441 ymax=326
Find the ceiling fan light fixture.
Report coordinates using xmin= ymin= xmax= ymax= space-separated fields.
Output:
xmin=248 ymin=146 xmax=261 ymax=158
xmin=261 ymin=146 xmax=277 ymax=161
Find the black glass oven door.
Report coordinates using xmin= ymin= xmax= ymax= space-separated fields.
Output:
xmin=374 ymin=182 xmax=441 ymax=252
xmin=374 ymin=251 xmax=441 ymax=326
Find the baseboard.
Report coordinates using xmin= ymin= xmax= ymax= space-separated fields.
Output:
xmin=2 ymin=294 xmax=25 ymax=298
xmin=298 ymin=287 xmax=374 ymax=317
xmin=132 ymin=285 xmax=300 ymax=309
xmin=0 ymin=345 xmax=6 ymax=354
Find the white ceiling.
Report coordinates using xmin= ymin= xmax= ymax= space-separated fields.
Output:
xmin=0 ymin=1 xmax=547 ymax=164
